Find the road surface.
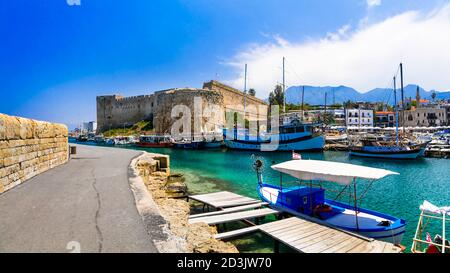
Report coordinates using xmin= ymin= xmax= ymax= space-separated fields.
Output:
xmin=0 ymin=144 xmax=158 ymax=253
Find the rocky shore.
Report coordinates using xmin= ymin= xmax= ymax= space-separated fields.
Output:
xmin=131 ymin=152 xmax=238 ymax=253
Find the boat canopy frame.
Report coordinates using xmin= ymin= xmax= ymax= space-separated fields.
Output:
xmin=260 ymin=159 xmax=398 ymax=231
xmin=412 ymin=201 xmax=450 ymax=253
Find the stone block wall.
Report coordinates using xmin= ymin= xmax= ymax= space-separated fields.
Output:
xmin=0 ymin=113 xmax=68 ymax=194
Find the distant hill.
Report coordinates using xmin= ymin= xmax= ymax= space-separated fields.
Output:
xmin=285 ymin=84 xmax=450 ymax=105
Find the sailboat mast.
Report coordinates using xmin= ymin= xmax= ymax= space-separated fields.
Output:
xmin=400 ymin=63 xmax=405 ymax=133
xmin=244 ymin=63 xmax=247 ymax=121
xmin=283 ymin=57 xmax=286 ymax=113
xmin=301 ymin=86 xmax=305 ymax=122
xmin=394 ymin=76 xmax=399 ymax=146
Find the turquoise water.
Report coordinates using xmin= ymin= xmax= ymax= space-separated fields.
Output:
xmin=74 ymin=141 xmax=450 ymax=251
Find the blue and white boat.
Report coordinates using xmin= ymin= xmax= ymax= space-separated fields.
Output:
xmin=224 ymin=123 xmax=325 ymax=151
xmin=255 ymin=159 xmax=406 ymax=244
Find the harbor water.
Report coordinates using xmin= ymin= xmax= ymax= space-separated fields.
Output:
xmin=74 ymin=141 xmax=450 ymax=252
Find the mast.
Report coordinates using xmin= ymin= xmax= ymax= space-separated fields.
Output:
xmin=394 ymin=76 xmax=399 ymax=146
xmin=324 ymin=92 xmax=328 ymax=125
xmin=400 ymin=63 xmax=405 ymax=132
xmin=301 ymin=86 xmax=305 ymax=122
xmin=283 ymin=57 xmax=286 ymax=113
xmin=244 ymin=63 xmax=247 ymax=121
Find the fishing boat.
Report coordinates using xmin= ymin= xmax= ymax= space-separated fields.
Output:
xmin=174 ymin=140 xmax=206 ymax=149
xmin=349 ymin=64 xmax=427 ymax=159
xmin=136 ymin=135 xmax=174 ymax=148
xmin=254 ymin=159 xmax=406 ymax=244
xmin=76 ymin=135 xmax=88 ymax=142
xmin=224 ymin=122 xmax=325 ymax=151
xmin=349 ymin=140 xmax=426 ymax=159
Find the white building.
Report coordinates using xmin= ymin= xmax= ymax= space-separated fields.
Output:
xmin=82 ymin=121 xmax=97 ymax=133
xmin=346 ymin=109 xmax=374 ymax=127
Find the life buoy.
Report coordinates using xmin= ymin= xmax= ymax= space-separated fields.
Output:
xmin=314 ymin=204 xmax=332 ymax=213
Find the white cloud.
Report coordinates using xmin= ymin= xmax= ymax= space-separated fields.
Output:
xmin=66 ymin=0 xmax=81 ymax=6
xmin=225 ymin=4 xmax=450 ymax=98
xmin=367 ymin=0 xmax=381 ymax=8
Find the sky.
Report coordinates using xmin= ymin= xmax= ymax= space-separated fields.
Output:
xmin=1 ymin=0 xmax=449 ymax=128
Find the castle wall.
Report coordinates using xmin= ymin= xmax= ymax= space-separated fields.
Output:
xmin=0 ymin=114 xmax=68 ymax=194
xmin=203 ymin=80 xmax=268 ymax=121
xmin=96 ymin=81 xmax=269 ymax=134
xmin=153 ymin=89 xmax=224 ymax=135
xmin=96 ymin=95 xmax=155 ymax=133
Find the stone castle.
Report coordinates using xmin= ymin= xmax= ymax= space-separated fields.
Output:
xmin=96 ymin=80 xmax=268 ymax=134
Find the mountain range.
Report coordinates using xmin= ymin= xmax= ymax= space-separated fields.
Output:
xmin=285 ymin=84 xmax=450 ymax=105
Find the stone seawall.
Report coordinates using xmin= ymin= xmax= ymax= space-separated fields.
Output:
xmin=131 ymin=152 xmax=238 ymax=253
xmin=0 ymin=114 xmax=68 ymax=194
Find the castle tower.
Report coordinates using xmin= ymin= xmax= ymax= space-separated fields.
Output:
xmin=416 ymin=86 xmax=421 ymax=108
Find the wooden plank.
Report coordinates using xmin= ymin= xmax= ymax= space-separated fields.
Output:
xmin=270 ymin=222 xmax=326 ymax=239
xmin=320 ymin=237 xmax=363 ymax=253
xmin=259 ymin=218 xmax=306 ymax=233
xmin=189 ymin=203 xmax=268 ymax=219
xmin=290 ymin=229 xmax=341 ymax=248
xmin=189 ymin=208 xmax=279 ymax=225
xmin=347 ymin=241 xmax=373 ymax=253
xmin=367 ymin=241 xmax=387 ymax=253
xmin=288 ymin=226 xmax=340 ymax=245
xmin=214 ymin=226 xmax=261 ymax=240
xmin=301 ymin=232 xmax=351 ymax=253
xmin=214 ymin=199 xmax=261 ymax=208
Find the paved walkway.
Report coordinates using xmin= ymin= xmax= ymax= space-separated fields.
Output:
xmin=0 ymin=144 xmax=158 ymax=253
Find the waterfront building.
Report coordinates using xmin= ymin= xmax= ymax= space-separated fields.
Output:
xmin=375 ymin=111 xmax=395 ymax=128
xmin=402 ymin=106 xmax=448 ymax=127
xmin=83 ymin=121 xmax=97 ymax=133
xmin=346 ymin=109 xmax=374 ymax=127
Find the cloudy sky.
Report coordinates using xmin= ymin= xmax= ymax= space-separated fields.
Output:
xmin=1 ymin=0 xmax=449 ymax=127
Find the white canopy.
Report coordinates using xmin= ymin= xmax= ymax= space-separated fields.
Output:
xmin=420 ymin=200 xmax=450 ymax=216
xmin=271 ymin=160 xmax=399 ymax=185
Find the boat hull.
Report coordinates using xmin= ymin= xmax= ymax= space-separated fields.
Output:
xmin=136 ymin=142 xmax=173 ymax=148
xmin=257 ymin=184 xmax=406 ymax=245
xmin=225 ymin=135 xmax=325 ymax=151
xmin=349 ymin=148 xmax=423 ymax=159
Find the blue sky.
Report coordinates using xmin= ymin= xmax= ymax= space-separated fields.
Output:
xmin=1 ymin=0 xmax=448 ymax=128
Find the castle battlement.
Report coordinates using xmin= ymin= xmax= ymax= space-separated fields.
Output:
xmin=96 ymin=80 xmax=269 ymax=134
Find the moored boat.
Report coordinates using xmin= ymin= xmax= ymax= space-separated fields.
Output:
xmin=254 ymin=159 xmax=406 ymax=244
xmin=224 ymin=122 xmax=325 ymax=151
xmin=136 ymin=135 xmax=174 ymax=148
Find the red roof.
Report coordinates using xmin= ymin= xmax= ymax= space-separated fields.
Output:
xmin=375 ymin=111 xmax=395 ymax=115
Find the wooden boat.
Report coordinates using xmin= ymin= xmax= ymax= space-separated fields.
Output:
xmin=349 ymin=64 xmax=428 ymax=159
xmin=224 ymin=123 xmax=325 ymax=151
xmin=255 ymin=159 xmax=406 ymax=244
xmin=349 ymin=139 xmax=426 ymax=159
xmin=136 ymin=135 xmax=174 ymax=148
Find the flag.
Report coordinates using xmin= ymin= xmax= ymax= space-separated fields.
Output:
xmin=292 ymin=151 xmax=302 ymax=160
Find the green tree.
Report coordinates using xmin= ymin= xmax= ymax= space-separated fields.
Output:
xmin=269 ymin=84 xmax=285 ymax=107
xmin=248 ymin=88 xmax=256 ymax=96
